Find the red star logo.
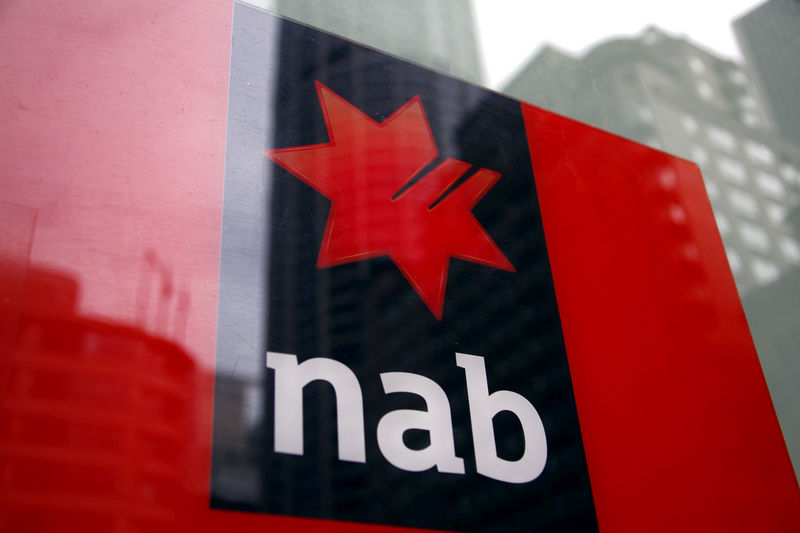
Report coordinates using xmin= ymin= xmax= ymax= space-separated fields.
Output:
xmin=266 ymin=81 xmax=514 ymax=319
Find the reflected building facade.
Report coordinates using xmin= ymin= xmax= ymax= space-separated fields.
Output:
xmin=0 ymin=265 xmax=206 ymax=531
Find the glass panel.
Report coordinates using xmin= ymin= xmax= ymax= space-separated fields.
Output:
xmin=3 ymin=1 xmax=799 ymax=531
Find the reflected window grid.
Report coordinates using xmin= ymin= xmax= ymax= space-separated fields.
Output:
xmin=755 ymin=170 xmax=786 ymax=197
xmin=739 ymin=220 xmax=772 ymax=252
xmin=779 ymin=238 xmax=800 ymax=263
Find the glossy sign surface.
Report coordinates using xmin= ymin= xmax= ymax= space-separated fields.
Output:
xmin=1 ymin=1 xmax=799 ymax=532
xmin=211 ymin=7 xmax=594 ymax=531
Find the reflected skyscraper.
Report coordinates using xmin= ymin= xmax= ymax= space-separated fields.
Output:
xmin=735 ymin=0 xmax=800 ymax=145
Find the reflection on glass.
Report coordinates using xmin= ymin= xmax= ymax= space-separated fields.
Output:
xmin=0 ymin=262 xmax=208 ymax=531
xmin=2 ymin=2 xmax=798 ymax=531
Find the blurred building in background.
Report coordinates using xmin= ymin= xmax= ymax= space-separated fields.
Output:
xmin=734 ymin=0 xmax=800 ymax=145
xmin=504 ymin=26 xmax=800 ymax=297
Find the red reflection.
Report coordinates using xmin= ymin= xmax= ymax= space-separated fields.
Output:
xmin=0 ymin=265 xmax=206 ymax=531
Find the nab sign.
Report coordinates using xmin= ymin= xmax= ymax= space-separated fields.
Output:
xmin=211 ymin=6 xmax=595 ymax=532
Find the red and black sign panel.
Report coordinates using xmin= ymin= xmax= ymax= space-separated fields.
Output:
xmin=211 ymin=5 xmax=596 ymax=532
xmin=4 ymin=1 xmax=799 ymax=532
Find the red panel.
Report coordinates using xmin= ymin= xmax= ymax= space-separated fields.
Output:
xmin=523 ymin=103 xmax=800 ymax=532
